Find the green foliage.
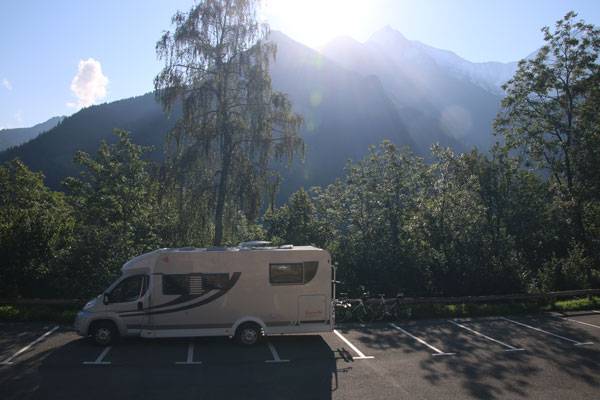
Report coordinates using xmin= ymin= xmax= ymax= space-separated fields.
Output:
xmin=0 ymin=159 xmax=74 ymax=298
xmin=0 ymin=304 xmax=79 ymax=324
xmin=1 ymin=10 xmax=599 ymax=303
xmin=263 ymin=188 xmax=323 ymax=246
xmin=495 ymin=11 xmax=600 ymax=284
xmin=305 ymin=142 xmax=431 ymax=295
xmin=61 ymin=130 xmax=165 ymax=298
xmin=289 ymin=138 xmax=593 ymax=297
xmin=539 ymin=242 xmax=599 ymax=291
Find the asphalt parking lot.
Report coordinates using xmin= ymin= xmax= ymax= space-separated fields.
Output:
xmin=1 ymin=311 xmax=600 ymax=400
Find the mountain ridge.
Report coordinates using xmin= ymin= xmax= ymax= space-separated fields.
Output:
xmin=0 ymin=28 xmax=533 ymax=202
xmin=0 ymin=116 xmax=65 ymax=152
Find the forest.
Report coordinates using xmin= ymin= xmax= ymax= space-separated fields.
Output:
xmin=0 ymin=5 xmax=599 ymax=300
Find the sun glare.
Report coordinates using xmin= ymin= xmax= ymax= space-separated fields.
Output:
xmin=262 ymin=0 xmax=369 ymax=48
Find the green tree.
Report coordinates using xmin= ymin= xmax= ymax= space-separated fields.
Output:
xmin=312 ymin=142 xmax=429 ymax=296
xmin=62 ymin=130 xmax=163 ymax=297
xmin=495 ymin=11 xmax=600 ymax=282
xmin=0 ymin=159 xmax=74 ymax=298
xmin=155 ymin=0 xmax=303 ymax=246
xmin=264 ymin=188 xmax=323 ymax=246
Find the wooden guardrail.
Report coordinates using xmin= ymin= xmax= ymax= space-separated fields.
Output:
xmin=0 ymin=298 xmax=83 ymax=306
xmin=390 ymin=289 xmax=600 ymax=305
xmin=1 ymin=289 xmax=599 ymax=307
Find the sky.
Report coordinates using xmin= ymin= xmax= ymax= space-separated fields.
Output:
xmin=1 ymin=0 xmax=599 ymax=130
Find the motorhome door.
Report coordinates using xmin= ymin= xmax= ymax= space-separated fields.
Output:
xmin=107 ymin=274 xmax=150 ymax=334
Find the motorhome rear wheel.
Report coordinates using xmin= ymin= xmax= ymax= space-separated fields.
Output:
xmin=235 ymin=322 xmax=262 ymax=346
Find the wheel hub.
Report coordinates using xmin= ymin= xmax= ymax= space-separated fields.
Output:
xmin=96 ymin=328 xmax=111 ymax=342
xmin=242 ymin=328 xmax=257 ymax=344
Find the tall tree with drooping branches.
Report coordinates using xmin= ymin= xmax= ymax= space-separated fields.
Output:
xmin=155 ymin=0 xmax=303 ymax=246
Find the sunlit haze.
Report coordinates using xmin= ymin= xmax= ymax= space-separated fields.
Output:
xmin=1 ymin=0 xmax=599 ymax=129
xmin=262 ymin=0 xmax=371 ymax=48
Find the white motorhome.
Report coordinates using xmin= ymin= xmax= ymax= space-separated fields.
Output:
xmin=75 ymin=242 xmax=334 ymax=346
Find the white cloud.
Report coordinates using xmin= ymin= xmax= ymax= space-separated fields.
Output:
xmin=14 ymin=110 xmax=23 ymax=124
xmin=2 ymin=78 xmax=12 ymax=91
xmin=67 ymin=58 xmax=108 ymax=108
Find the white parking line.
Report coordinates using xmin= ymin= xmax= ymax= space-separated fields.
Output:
xmin=265 ymin=341 xmax=290 ymax=363
xmin=500 ymin=317 xmax=594 ymax=346
xmin=1 ymin=325 xmax=59 ymax=365
xmin=563 ymin=318 xmax=600 ymax=330
xmin=389 ymin=323 xmax=455 ymax=357
xmin=83 ymin=346 xmax=112 ymax=365
xmin=175 ymin=342 xmax=202 ymax=365
xmin=448 ymin=320 xmax=525 ymax=352
xmin=333 ymin=329 xmax=374 ymax=360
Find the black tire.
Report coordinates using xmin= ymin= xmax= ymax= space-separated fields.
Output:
xmin=337 ymin=308 xmax=350 ymax=323
xmin=89 ymin=320 xmax=118 ymax=346
xmin=235 ymin=322 xmax=262 ymax=346
xmin=368 ymin=305 xmax=385 ymax=322
xmin=335 ymin=303 xmax=350 ymax=323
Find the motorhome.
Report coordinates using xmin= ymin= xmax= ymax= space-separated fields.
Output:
xmin=75 ymin=242 xmax=334 ymax=346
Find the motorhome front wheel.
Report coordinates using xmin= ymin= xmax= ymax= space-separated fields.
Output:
xmin=90 ymin=321 xmax=118 ymax=346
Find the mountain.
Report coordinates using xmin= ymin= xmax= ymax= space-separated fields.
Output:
xmin=0 ymin=94 xmax=174 ymax=188
xmin=412 ymin=42 xmax=518 ymax=95
xmin=0 ymin=116 xmax=65 ymax=152
xmin=0 ymin=29 xmax=526 ymax=201
xmin=268 ymin=31 xmax=416 ymax=192
xmin=0 ymin=32 xmax=415 ymax=200
xmin=321 ymin=27 xmax=506 ymax=150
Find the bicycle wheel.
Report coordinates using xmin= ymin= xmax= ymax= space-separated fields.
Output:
xmin=353 ymin=304 xmax=369 ymax=323
xmin=390 ymin=304 xmax=402 ymax=321
xmin=368 ymin=304 xmax=385 ymax=322
xmin=335 ymin=304 xmax=351 ymax=323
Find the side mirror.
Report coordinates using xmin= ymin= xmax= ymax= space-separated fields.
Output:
xmin=103 ymin=294 xmax=110 ymax=305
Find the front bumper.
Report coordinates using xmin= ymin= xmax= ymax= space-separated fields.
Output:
xmin=74 ymin=311 xmax=92 ymax=336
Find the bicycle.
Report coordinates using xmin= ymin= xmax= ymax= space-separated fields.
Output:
xmin=366 ymin=292 xmax=406 ymax=321
xmin=334 ymin=288 xmax=371 ymax=323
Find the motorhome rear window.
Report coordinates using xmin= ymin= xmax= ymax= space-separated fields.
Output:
xmin=303 ymin=261 xmax=318 ymax=283
xmin=162 ymin=275 xmax=189 ymax=295
xmin=269 ymin=262 xmax=319 ymax=285
xmin=270 ymin=263 xmax=303 ymax=284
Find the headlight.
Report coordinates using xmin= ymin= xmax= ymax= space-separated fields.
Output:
xmin=83 ymin=298 xmax=97 ymax=311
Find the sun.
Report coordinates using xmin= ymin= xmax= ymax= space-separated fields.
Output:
xmin=262 ymin=0 xmax=369 ymax=48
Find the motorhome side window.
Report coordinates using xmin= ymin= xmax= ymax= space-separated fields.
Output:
xmin=269 ymin=262 xmax=319 ymax=285
xmin=204 ymin=274 xmax=229 ymax=290
xmin=109 ymin=275 xmax=146 ymax=303
xmin=163 ymin=275 xmax=189 ymax=295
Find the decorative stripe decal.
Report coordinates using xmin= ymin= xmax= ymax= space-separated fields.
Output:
xmin=120 ymin=272 xmax=241 ymax=318
xmin=133 ymin=323 xmax=233 ymax=330
xmin=299 ymin=320 xmax=329 ymax=324
xmin=265 ymin=321 xmax=295 ymax=327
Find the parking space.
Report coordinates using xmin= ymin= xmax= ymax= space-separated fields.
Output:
xmin=2 ymin=312 xmax=600 ymax=399
xmin=0 ymin=323 xmax=58 ymax=364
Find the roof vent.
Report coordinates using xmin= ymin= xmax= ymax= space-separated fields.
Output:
xmin=278 ymin=244 xmax=294 ymax=249
xmin=238 ymin=241 xmax=272 ymax=248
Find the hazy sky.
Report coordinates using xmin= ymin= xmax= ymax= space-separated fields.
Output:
xmin=1 ymin=0 xmax=599 ymax=129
